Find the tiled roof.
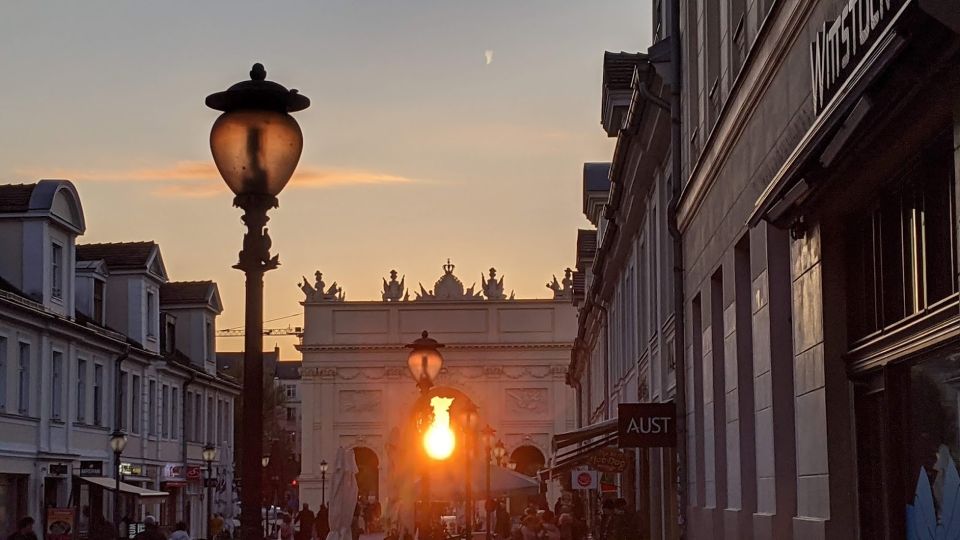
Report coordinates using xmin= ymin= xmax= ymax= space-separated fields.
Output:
xmin=276 ymin=361 xmax=302 ymax=380
xmin=577 ymin=229 xmax=598 ymax=263
xmin=603 ymin=51 xmax=646 ymax=91
xmin=76 ymin=241 xmax=156 ymax=270
xmin=0 ymin=183 xmax=37 ymax=213
xmin=161 ymin=281 xmax=214 ymax=305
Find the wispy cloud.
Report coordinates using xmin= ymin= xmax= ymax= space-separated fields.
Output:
xmin=484 ymin=50 xmax=494 ymax=65
xmin=18 ymin=161 xmax=418 ymax=198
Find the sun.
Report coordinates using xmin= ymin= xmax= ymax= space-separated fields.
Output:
xmin=423 ymin=396 xmax=456 ymax=460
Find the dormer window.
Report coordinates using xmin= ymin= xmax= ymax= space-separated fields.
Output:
xmin=165 ymin=319 xmax=176 ymax=354
xmin=51 ymin=243 xmax=63 ymax=300
xmin=205 ymin=320 xmax=213 ymax=362
xmin=93 ymin=280 xmax=105 ymax=324
xmin=147 ymin=290 xmax=157 ymax=339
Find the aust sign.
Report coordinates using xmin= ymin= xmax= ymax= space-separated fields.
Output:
xmin=618 ymin=403 xmax=677 ymax=448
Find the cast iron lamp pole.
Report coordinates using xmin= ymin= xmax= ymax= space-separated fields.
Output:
xmin=458 ymin=404 xmax=479 ymax=540
xmin=109 ymin=430 xmax=128 ymax=533
xmin=206 ymin=63 xmax=309 ymax=540
xmin=406 ymin=331 xmax=444 ymax=537
xmin=480 ymin=426 xmax=495 ymax=540
xmin=262 ymin=455 xmax=270 ymax=539
xmin=203 ymin=444 xmax=218 ymax=540
xmin=320 ymin=460 xmax=328 ymax=507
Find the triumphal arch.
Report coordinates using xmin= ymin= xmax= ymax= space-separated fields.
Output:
xmin=296 ymin=261 xmax=577 ymax=517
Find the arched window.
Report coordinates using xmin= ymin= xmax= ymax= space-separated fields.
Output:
xmin=510 ymin=446 xmax=546 ymax=477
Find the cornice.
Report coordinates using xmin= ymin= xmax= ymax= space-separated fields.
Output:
xmin=297 ymin=342 xmax=573 ymax=353
xmin=676 ymin=0 xmax=816 ymax=231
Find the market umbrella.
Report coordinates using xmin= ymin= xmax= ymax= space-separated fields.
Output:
xmin=325 ymin=447 xmax=359 ymax=540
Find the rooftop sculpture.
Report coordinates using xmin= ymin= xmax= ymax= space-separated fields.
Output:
xmin=382 ymin=270 xmax=408 ymax=302
xmin=299 ymin=270 xmax=345 ymax=302
xmin=547 ymin=268 xmax=574 ymax=300
xmin=415 ymin=259 xmax=483 ymax=301
xmin=481 ymin=267 xmax=514 ymax=300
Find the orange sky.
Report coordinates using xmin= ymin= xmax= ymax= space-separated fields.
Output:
xmin=0 ymin=1 xmax=653 ymax=358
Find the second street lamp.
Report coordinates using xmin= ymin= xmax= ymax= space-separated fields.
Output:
xmin=109 ymin=430 xmax=128 ymax=533
xmin=320 ymin=459 xmax=328 ymax=507
xmin=480 ymin=425 xmax=495 ymax=540
xmin=458 ymin=403 xmax=479 ymax=540
xmin=203 ymin=444 xmax=217 ymax=540
xmin=206 ymin=63 xmax=309 ymax=540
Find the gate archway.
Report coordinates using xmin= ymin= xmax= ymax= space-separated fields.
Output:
xmin=354 ymin=446 xmax=380 ymax=499
xmin=510 ymin=445 xmax=546 ymax=477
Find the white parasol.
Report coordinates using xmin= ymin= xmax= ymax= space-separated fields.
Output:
xmin=325 ymin=447 xmax=359 ymax=540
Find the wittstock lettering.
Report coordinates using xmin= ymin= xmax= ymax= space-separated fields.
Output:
xmin=810 ymin=0 xmax=898 ymax=114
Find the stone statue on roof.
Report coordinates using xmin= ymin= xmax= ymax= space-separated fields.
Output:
xmin=482 ymin=267 xmax=507 ymax=300
xmin=414 ymin=259 xmax=483 ymax=301
xmin=547 ymin=267 xmax=574 ymax=300
xmin=382 ymin=270 xmax=406 ymax=302
xmin=299 ymin=270 xmax=345 ymax=302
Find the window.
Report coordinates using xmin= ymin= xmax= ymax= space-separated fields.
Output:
xmin=194 ymin=393 xmax=202 ymax=442
xmin=286 ymin=407 xmax=296 ymax=421
xmin=218 ymin=400 xmax=225 ymax=443
xmin=649 ymin=205 xmax=659 ymax=335
xmin=93 ymin=364 xmax=103 ymax=425
xmin=0 ymin=336 xmax=6 ymax=411
xmin=131 ymin=375 xmax=141 ymax=434
xmin=146 ymin=290 xmax=157 ymax=339
xmin=51 ymin=243 xmax=63 ymax=299
xmin=846 ymin=136 xmax=958 ymax=343
xmin=164 ymin=319 xmax=176 ymax=354
xmin=285 ymin=385 xmax=296 ymax=398
xmin=119 ymin=371 xmax=127 ymax=430
xmin=148 ymin=380 xmax=157 ymax=436
xmin=93 ymin=280 xmax=105 ymax=325
xmin=18 ymin=343 xmax=30 ymax=415
xmin=51 ymin=351 xmax=63 ymax=420
xmin=76 ymin=359 xmax=87 ymax=422
xmin=207 ymin=396 xmax=214 ymax=443
xmin=161 ymin=385 xmax=170 ymax=438
xmin=171 ymin=387 xmax=179 ymax=440
xmin=205 ymin=320 xmax=213 ymax=362
xmin=185 ymin=391 xmax=193 ymax=441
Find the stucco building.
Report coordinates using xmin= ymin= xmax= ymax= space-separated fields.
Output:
xmin=296 ymin=262 xmax=577 ymax=516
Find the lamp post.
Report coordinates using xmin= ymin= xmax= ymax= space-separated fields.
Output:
xmin=203 ymin=444 xmax=218 ymax=540
xmin=261 ymin=455 xmax=270 ymax=539
xmin=206 ymin=63 xmax=309 ymax=540
xmin=109 ymin=430 xmax=128 ymax=532
xmin=458 ymin=404 xmax=479 ymax=540
xmin=320 ymin=460 xmax=328 ymax=507
xmin=492 ymin=440 xmax=507 ymax=468
xmin=406 ymin=331 xmax=444 ymax=535
xmin=480 ymin=426 xmax=495 ymax=540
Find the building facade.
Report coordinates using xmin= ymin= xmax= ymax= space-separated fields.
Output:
xmin=297 ymin=262 xmax=577 ymax=518
xmin=0 ymin=180 xmax=238 ymax=540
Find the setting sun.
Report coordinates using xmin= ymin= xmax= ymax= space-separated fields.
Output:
xmin=423 ymin=396 xmax=456 ymax=460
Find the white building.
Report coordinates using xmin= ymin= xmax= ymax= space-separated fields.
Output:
xmin=297 ymin=262 xmax=577 ymax=517
xmin=0 ymin=180 xmax=237 ymax=540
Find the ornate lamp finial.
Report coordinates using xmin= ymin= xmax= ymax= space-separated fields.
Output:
xmin=443 ymin=259 xmax=455 ymax=274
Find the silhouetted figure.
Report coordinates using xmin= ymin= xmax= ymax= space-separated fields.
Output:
xmin=133 ymin=516 xmax=165 ymax=540
xmin=295 ymin=504 xmax=315 ymax=540
xmin=313 ymin=505 xmax=329 ymax=540
xmin=7 ymin=517 xmax=38 ymax=540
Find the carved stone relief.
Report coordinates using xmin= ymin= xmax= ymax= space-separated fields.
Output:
xmin=505 ymin=388 xmax=548 ymax=415
xmin=339 ymin=390 xmax=383 ymax=415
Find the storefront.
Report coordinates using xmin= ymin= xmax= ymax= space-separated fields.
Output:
xmin=0 ymin=473 xmax=29 ymax=536
xmin=751 ymin=2 xmax=959 ymax=537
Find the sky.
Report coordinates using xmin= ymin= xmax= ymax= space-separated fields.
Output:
xmin=0 ymin=1 xmax=653 ymax=358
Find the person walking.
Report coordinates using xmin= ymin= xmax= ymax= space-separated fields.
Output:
xmin=313 ymin=505 xmax=329 ymax=540
xmin=133 ymin=516 xmax=166 ymax=540
xmin=169 ymin=522 xmax=190 ymax=540
xmin=295 ymin=504 xmax=315 ymax=540
xmin=6 ymin=517 xmax=38 ymax=540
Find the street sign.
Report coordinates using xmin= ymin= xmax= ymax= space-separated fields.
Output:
xmin=571 ymin=470 xmax=598 ymax=490
xmin=618 ymin=402 xmax=677 ymax=448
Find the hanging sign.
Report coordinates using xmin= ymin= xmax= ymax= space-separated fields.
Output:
xmin=79 ymin=461 xmax=103 ymax=477
xmin=809 ymin=0 xmax=906 ymax=114
xmin=120 ymin=463 xmax=143 ymax=476
xmin=48 ymin=464 xmax=69 ymax=477
xmin=46 ymin=508 xmax=75 ymax=540
xmin=571 ymin=470 xmax=598 ymax=490
xmin=588 ymin=448 xmax=628 ymax=473
xmin=618 ymin=403 xmax=677 ymax=448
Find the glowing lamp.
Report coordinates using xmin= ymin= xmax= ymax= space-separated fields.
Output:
xmin=406 ymin=331 xmax=444 ymax=391
xmin=109 ymin=430 xmax=128 ymax=454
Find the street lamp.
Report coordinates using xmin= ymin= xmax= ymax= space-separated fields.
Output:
xmin=203 ymin=444 xmax=218 ymax=540
xmin=457 ymin=403 xmax=479 ymax=540
xmin=261 ymin=455 xmax=270 ymax=538
xmin=206 ymin=63 xmax=309 ymax=540
xmin=109 ymin=430 xmax=128 ymax=532
xmin=406 ymin=331 xmax=444 ymax=393
xmin=492 ymin=440 xmax=507 ymax=467
xmin=480 ymin=426 xmax=495 ymax=540
xmin=320 ymin=460 xmax=328 ymax=507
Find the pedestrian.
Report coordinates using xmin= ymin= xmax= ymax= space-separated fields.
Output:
xmin=540 ymin=511 xmax=561 ymax=540
xmin=169 ymin=522 xmax=190 ymax=540
xmin=279 ymin=514 xmax=294 ymax=540
xmin=6 ymin=517 xmax=38 ymax=540
xmin=556 ymin=514 xmax=573 ymax=540
xmin=495 ymin=502 xmax=511 ymax=540
xmin=210 ymin=514 xmax=225 ymax=540
xmin=89 ymin=512 xmax=118 ymax=540
xmin=295 ymin=504 xmax=315 ymax=540
xmin=133 ymin=516 xmax=166 ymax=540
xmin=314 ymin=505 xmax=329 ymax=540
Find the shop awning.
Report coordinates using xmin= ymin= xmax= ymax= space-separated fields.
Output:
xmin=552 ymin=418 xmax=618 ymax=451
xmin=78 ymin=476 xmax=169 ymax=498
xmin=541 ymin=419 xmax=619 ymax=480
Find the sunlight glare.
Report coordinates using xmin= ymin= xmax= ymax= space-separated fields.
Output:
xmin=423 ymin=396 xmax=456 ymax=460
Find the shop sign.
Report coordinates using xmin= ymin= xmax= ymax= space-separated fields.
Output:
xmin=186 ymin=466 xmax=202 ymax=481
xmin=46 ymin=507 xmax=75 ymax=540
xmin=48 ymin=464 xmax=69 ymax=477
xmin=571 ymin=469 xmax=598 ymax=490
xmin=79 ymin=461 xmax=103 ymax=477
xmin=618 ymin=403 xmax=677 ymax=448
xmin=810 ymin=0 xmax=905 ymax=114
xmin=588 ymin=448 xmax=628 ymax=473
xmin=162 ymin=464 xmax=185 ymax=481
xmin=120 ymin=463 xmax=143 ymax=476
